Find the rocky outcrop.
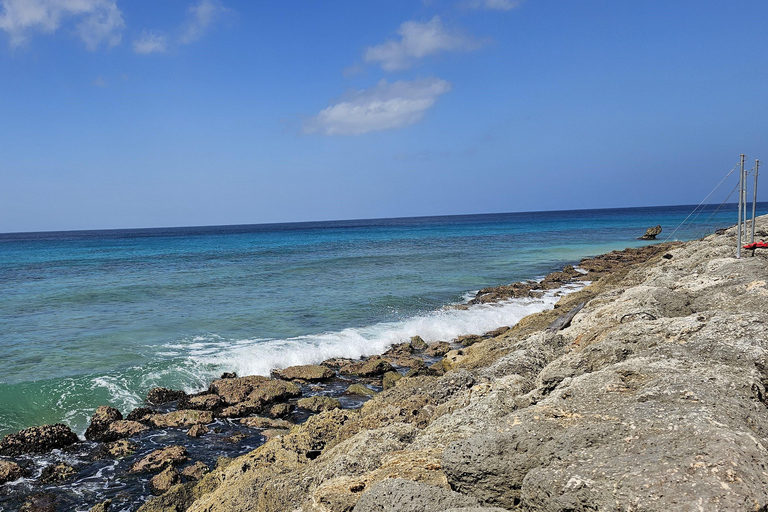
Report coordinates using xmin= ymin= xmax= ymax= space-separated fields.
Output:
xmin=271 ymin=364 xmax=335 ymax=382
xmin=84 ymin=406 xmax=123 ymax=441
xmin=0 ymin=459 xmax=24 ymax=484
xmin=146 ymin=387 xmax=186 ymax=405
xmin=0 ymin=424 xmax=79 ymax=456
xmin=298 ymin=395 xmax=342 ymax=413
xmin=39 ymin=463 xmax=76 ymax=484
xmin=639 ymin=224 xmax=662 ymax=239
xmin=148 ymin=410 xmax=214 ymax=428
xmin=129 ymin=445 xmax=188 ymax=474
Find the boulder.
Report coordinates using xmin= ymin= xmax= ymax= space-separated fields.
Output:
xmin=0 ymin=459 xmax=24 ymax=484
xmin=181 ymin=461 xmax=209 ymax=481
xmin=0 ymin=424 xmax=79 ymax=456
xmin=208 ymin=375 xmax=270 ymax=405
xmin=181 ymin=394 xmax=224 ymax=411
xmin=246 ymin=379 xmax=301 ymax=406
xmin=409 ymin=336 xmax=428 ymax=350
xmin=425 ymin=341 xmax=451 ymax=357
xmin=186 ymin=424 xmax=209 ymax=438
xmin=240 ymin=416 xmax=293 ymax=429
xmin=271 ymin=364 xmax=335 ymax=382
xmin=218 ymin=402 xmax=261 ymax=418
xmin=146 ymin=387 xmax=186 ymax=405
xmin=148 ymin=410 xmax=213 ymax=428
xmin=640 ymin=225 xmax=662 ymax=240
xmin=268 ymin=403 xmax=295 ymax=418
xmin=38 ymin=463 xmax=76 ymax=484
xmin=125 ymin=407 xmax=156 ymax=423
xmin=346 ymin=383 xmax=377 ymax=396
xmin=84 ymin=405 xmax=122 ymax=441
xmin=96 ymin=439 xmax=136 ymax=459
xmin=456 ymin=334 xmax=484 ymax=347
xmin=129 ymin=445 xmax=188 ymax=474
xmin=357 ymin=358 xmax=394 ymax=377
xmin=298 ymin=395 xmax=341 ymax=413
xmin=101 ymin=420 xmax=148 ymax=442
xmin=352 ymin=478 xmax=480 ymax=512
xmin=382 ymin=371 xmax=403 ymax=390
xmin=150 ymin=466 xmax=180 ymax=495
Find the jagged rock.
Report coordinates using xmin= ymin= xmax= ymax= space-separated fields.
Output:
xmin=181 ymin=393 xmax=224 ymax=411
xmin=262 ymin=428 xmax=289 ymax=441
xmin=640 ymin=224 xmax=662 ymax=240
xmin=146 ymin=387 xmax=186 ymax=405
xmin=218 ymin=402 xmax=260 ymax=418
xmin=101 ymin=420 xmax=148 ymax=442
xmin=84 ymin=405 xmax=122 ymax=441
xmin=125 ymin=407 xmax=156 ymax=423
xmin=382 ymin=371 xmax=403 ymax=389
xmin=356 ymin=358 xmax=394 ymax=377
xmin=130 ymin=445 xmax=188 ymax=474
xmin=0 ymin=460 xmax=24 ymax=484
xmin=352 ymin=478 xmax=480 ymax=512
xmin=271 ymin=364 xmax=335 ymax=381
xmin=208 ymin=375 xmax=270 ymax=404
xmin=298 ymin=395 xmax=341 ymax=412
xmin=181 ymin=461 xmax=209 ymax=481
xmin=0 ymin=424 xmax=79 ymax=456
xmin=409 ymin=336 xmax=428 ymax=350
xmin=268 ymin=402 xmax=295 ymax=418
xmin=456 ymin=334 xmax=484 ymax=347
xmin=89 ymin=500 xmax=111 ymax=512
xmin=425 ymin=341 xmax=451 ymax=357
xmin=148 ymin=410 xmax=213 ymax=428
xmin=96 ymin=439 xmax=137 ymax=459
xmin=150 ymin=466 xmax=180 ymax=495
xmin=20 ymin=493 xmax=57 ymax=512
xmin=38 ymin=462 xmax=76 ymax=484
xmin=346 ymin=383 xmax=377 ymax=396
xmin=225 ymin=433 xmax=247 ymax=443
xmin=483 ymin=326 xmax=510 ymax=337
xmin=187 ymin=424 xmax=209 ymax=438
xmin=220 ymin=372 xmax=237 ymax=379
xmin=240 ymin=416 xmax=293 ymax=429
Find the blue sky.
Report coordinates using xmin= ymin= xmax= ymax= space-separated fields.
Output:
xmin=1 ymin=0 xmax=766 ymax=232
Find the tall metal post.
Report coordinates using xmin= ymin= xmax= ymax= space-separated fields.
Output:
xmin=752 ymin=159 xmax=760 ymax=243
xmin=737 ymin=154 xmax=745 ymax=258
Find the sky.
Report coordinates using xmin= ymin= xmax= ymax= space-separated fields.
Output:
xmin=0 ymin=0 xmax=766 ymax=233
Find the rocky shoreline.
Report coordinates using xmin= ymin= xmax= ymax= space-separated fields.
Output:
xmin=4 ymin=218 xmax=765 ymax=511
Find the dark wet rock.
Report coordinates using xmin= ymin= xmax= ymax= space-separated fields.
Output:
xmin=271 ymin=364 xmax=335 ymax=382
xmin=130 ymin=445 xmax=188 ymax=474
xmin=181 ymin=461 xmax=209 ymax=481
xmin=220 ymin=372 xmax=237 ymax=379
xmin=298 ymin=395 xmax=341 ymax=412
xmin=38 ymin=462 xmax=76 ymax=484
xmin=84 ymin=405 xmax=122 ymax=441
xmin=268 ymin=402 xmax=296 ymax=418
xmin=218 ymin=402 xmax=260 ymax=418
xmin=352 ymin=478 xmax=480 ymax=512
xmin=224 ymin=432 xmax=247 ymax=443
xmin=456 ymin=334 xmax=484 ymax=347
xmin=0 ymin=424 xmax=79 ymax=456
xmin=409 ymin=336 xmax=427 ymax=350
xmin=382 ymin=371 xmax=403 ymax=390
xmin=186 ymin=424 xmax=209 ymax=438
xmin=125 ymin=407 xmax=156 ymax=423
xmin=146 ymin=387 xmax=187 ymax=405
xmin=240 ymin=416 xmax=293 ymax=429
xmin=346 ymin=383 xmax=377 ymax=396
xmin=20 ymin=493 xmax=57 ymax=512
xmin=148 ymin=409 xmax=214 ymax=428
xmin=425 ymin=341 xmax=451 ymax=357
xmin=180 ymin=393 xmax=224 ymax=411
xmin=640 ymin=224 xmax=662 ymax=240
xmin=483 ymin=326 xmax=510 ymax=337
xmin=349 ymin=358 xmax=394 ymax=377
xmin=101 ymin=420 xmax=149 ymax=442
xmin=404 ymin=365 xmax=443 ymax=378
xmin=94 ymin=439 xmax=137 ymax=459
xmin=0 ymin=459 xmax=24 ymax=484
xmin=150 ymin=466 xmax=180 ymax=495
xmin=89 ymin=499 xmax=111 ymax=512
xmin=136 ymin=482 xmax=197 ymax=512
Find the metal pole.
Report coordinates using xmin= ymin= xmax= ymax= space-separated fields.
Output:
xmin=752 ymin=159 xmax=760 ymax=243
xmin=737 ymin=154 xmax=745 ymax=258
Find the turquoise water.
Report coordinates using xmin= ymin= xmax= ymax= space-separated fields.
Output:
xmin=0 ymin=204 xmax=764 ymax=437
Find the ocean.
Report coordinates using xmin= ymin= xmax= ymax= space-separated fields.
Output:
xmin=1 ymin=203 xmax=764 ymax=438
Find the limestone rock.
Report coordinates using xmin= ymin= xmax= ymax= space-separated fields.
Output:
xmin=409 ymin=336 xmax=427 ymax=350
xmin=181 ymin=461 xmax=209 ymax=481
xmin=186 ymin=424 xmax=209 ymax=438
xmin=357 ymin=358 xmax=394 ymax=377
xmin=456 ymin=334 xmax=483 ymax=347
xmin=298 ymin=395 xmax=341 ymax=412
xmin=84 ymin=405 xmax=122 ymax=441
xmin=101 ymin=420 xmax=148 ymax=441
xmin=271 ymin=364 xmax=335 ymax=381
xmin=208 ymin=375 xmax=270 ymax=405
xmin=97 ymin=439 xmax=136 ymax=459
xmin=20 ymin=493 xmax=57 ymax=512
xmin=268 ymin=402 xmax=296 ymax=418
xmin=240 ymin=416 xmax=293 ymax=429
xmin=130 ymin=445 xmax=188 ymax=474
xmin=346 ymin=383 xmax=377 ymax=396
xmin=352 ymin=478 xmax=480 ymax=512
xmin=150 ymin=466 xmax=180 ymax=495
xmin=146 ymin=387 xmax=186 ymax=405
xmin=181 ymin=393 xmax=224 ymax=411
xmin=640 ymin=224 xmax=662 ymax=240
xmin=148 ymin=410 xmax=213 ymax=428
xmin=125 ymin=407 xmax=156 ymax=423
xmin=382 ymin=371 xmax=402 ymax=390
xmin=0 ymin=424 xmax=79 ymax=456
xmin=425 ymin=341 xmax=451 ymax=357
xmin=0 ymin=460 xmax=24 ymax=484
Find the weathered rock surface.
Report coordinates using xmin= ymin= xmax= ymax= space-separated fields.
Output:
xmin=0 ymin=459 xmax=24 ymax=484
xmin=146 ymin=387 xmax=186 ymax=405
xmin=640 ymin=224 xmax=663 ymax=239
xmin=84 ymin=405 xmax=123 ymax=441
xmin=38 ymin=462 xmax=76 ymax=484
xmin=186 ymin=424 xmax=209 ymax=438
xmin=181 ymin=461 xmax=209 ymax=481
xmin=129 ymin=445 xmax=188 ymax=474
xmin=426 ymin=341 xmax=451 ymax=357
xmin=409 ymin=336 xmax=427 ymax=350
xmin=381 ymin=371 xmax=402 ymax=389
xmin=0 ymin=424 xmax=79 ymax=456
xmin=239 ymin=416 xmax=293 ymax=429
xmin=148 ymin=410 xmax=213 ymax=428
xmin=272 ymin=364 xmax=335 ymax=381
xmin=352 ymin=479 xmax=480 ymax=512
xmin=150 ymin=466 xmax=180 ymax=495
xmin=346 ymin=383 xmax=377 ymax=396
xmin=298 ymin=395 xmax=342 ymax=412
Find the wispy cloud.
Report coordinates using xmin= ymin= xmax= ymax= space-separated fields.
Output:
xmin=92 ymin=75 xmax=107 ymax=87
xmin=133 ymin=30 xmax=167 ymax=54
xmin=463 ymin=0 xmax=523 ymax=10
xmin=179 ymin=0 xmax=229 ymax=44
xmin=304 ymin=78 xmax=452 ymax=136
xmin=364 ymin=16 xmax=480 ymax=71
xmin=0 ymin=0 xmax=124 ymax=50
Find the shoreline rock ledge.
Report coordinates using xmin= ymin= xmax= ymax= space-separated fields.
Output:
xmin=134 ymin=215 xmax=768 ymax=512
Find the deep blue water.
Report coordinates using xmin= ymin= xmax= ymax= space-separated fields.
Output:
xmin=0 ymin=203 xmax=764 ymax=437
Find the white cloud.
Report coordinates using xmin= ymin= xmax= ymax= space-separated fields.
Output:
xmin=464 ymin=0 xmax=522 ymax=10
xmin=0 ymin=0 xmax=124 ymax=49
xmin=179 ymin=0 xmax=229 ymax=44
xmin=133 ymin=30 xmax=167 ymax=54
xmin=304 ymin=78 xmax=452 ymax=136
xmin=364 ymin=16 xmax=480 ymax=71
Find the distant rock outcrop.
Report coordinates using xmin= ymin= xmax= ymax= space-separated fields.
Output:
xmin=639 ymin=224 xmax=662 ymax=239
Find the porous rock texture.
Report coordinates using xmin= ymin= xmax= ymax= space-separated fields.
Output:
xmin=137 ymin=216 xmax=768 ymax=512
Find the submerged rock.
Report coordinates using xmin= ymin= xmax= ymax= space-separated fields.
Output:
xmin=0 ymin=424 xmax=79 ymax=456
xmin=19 ymin=493 xmax=57 ymax=512
xmin=271 ymin=364 xmax=335 ymax=382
